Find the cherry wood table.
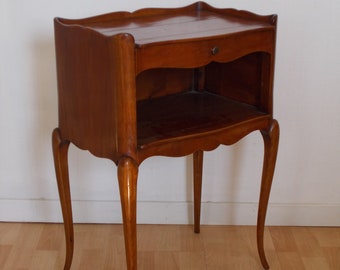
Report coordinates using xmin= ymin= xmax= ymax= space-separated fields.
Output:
xmin=52 ymin=2 xmax=279 ymax=269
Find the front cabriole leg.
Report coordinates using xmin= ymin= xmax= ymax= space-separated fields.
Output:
xmin=257 ymin=119 xmax=280 ymax=269
xmin=52 ymin=128 xmax=74 ymax=270
xmin=118 ymin=156 xmax=139 ymax=270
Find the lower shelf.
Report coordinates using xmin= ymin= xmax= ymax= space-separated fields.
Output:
xmin=137 ymin=91 xmax=268 ymax=148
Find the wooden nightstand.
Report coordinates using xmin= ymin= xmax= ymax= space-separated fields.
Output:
xmin=53 ymin=2 xmax=279 ymax=269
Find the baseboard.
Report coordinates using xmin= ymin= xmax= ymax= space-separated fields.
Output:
xmin=1 ymin=199 xmax=339 ymax=226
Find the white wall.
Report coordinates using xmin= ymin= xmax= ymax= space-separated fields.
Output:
xmin=1 ymin=0 xmax=339 ymax=226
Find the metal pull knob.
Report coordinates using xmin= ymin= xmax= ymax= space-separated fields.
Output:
xmin=211 ymin=46 xmax=219 ymax=55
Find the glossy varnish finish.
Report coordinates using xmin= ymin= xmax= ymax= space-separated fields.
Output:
xmin=53 ymin=2 xmax=279 ymax=269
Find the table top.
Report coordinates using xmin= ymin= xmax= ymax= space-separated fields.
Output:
xmin=55 ymin=2 xmax=276 ymax=46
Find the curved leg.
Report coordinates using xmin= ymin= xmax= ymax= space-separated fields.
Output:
xmin=52 ymin=128 xmax=74 ymax=270
xmin=257 ymin=120 xmax=279 ymax=269
xmin=193 ymin=150 xmax=203 ymax=233
xmin=118 ymin=157 xmax=139 ymax=270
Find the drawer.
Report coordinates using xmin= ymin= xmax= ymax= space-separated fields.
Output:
xmin=135 ymin=29 xmax=274 ymax=74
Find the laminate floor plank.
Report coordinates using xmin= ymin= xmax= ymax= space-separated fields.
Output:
xmin=0 ymin=222 xmax=339 ymax=270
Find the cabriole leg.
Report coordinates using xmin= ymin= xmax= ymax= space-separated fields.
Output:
xmin=52 ymin=128 xmax=73 ymax=270
xmin=257 ymin=120 xmax=280 ymax=269
xmin=118 ymin=157 xmax=139 ymax=270
xmin=193 ymin=150 xmax=204 ymax=233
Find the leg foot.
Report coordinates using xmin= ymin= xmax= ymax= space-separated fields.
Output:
xmin=52 ymin=128 xmax=73 ymax=270
xmin=257 ymin=120 xmax=279 ymax=269
xmin=118 ymin=157 xmax=139 ymax=270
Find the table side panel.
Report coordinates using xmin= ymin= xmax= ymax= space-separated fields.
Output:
xmin=54 ymin=21 xmax=137 ymax=162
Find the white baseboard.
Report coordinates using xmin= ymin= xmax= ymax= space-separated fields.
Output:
xmin=1 ymin=199 xmax=339 ymax=226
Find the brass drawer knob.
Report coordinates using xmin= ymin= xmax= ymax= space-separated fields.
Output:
xmin=211 ymin=46 xmax=220 ymax=55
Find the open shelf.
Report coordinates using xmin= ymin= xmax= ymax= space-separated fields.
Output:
xmin=137 ymin=91 xmax=268 ymax=148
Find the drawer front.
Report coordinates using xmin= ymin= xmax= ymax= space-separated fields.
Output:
xmin=135 ymin=30 xmax=275 ymax=74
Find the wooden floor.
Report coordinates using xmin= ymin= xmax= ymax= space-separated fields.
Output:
xmin=0 ymin=223 xmax=339 ymax=270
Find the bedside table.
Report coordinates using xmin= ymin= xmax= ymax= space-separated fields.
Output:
xmin=53 ymin=2 xmax=279 ymax=269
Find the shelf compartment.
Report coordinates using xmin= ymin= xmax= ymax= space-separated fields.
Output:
xmin=137 ymin=91 xmax=268 ymax=148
